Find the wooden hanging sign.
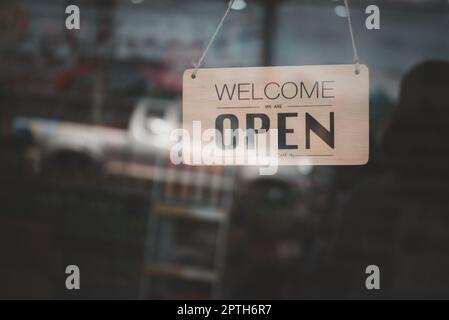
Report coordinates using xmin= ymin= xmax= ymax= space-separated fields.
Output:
xmin=182 ymin=64 xmax=369 ymax=166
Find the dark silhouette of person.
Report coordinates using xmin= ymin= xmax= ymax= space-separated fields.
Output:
xmin=331 ymin=61 xmax=449 ymax=299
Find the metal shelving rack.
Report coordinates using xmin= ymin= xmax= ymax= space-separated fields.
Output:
xmin=138 ymin=155 xmax=236 ymax=300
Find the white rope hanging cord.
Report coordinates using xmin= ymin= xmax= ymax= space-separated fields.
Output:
xmin=191 ymin=0 xmax=361 ymax=78
xmin=344 ymin=0 xmax=361 ymax=74
xmin=191 ymin=0 xmax=236 ymax=79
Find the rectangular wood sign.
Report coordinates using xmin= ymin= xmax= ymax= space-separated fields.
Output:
xmin=182 ymin=64 xmax=369 ymax=166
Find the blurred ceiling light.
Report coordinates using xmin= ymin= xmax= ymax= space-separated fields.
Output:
xmin=296 ymin=158 xmax=314 ymax=175
xmin=148 ymin=118 xmax=170 ymax=135
xmin=334 ymin=5 xmax=348 ymax=18
xmin=231 ymin=0 xmax=247 ymax=11
xmin=297 ymin=165 xmax=314 ymax=175
xmin=131 ymin=0 xmax=144 ymax=4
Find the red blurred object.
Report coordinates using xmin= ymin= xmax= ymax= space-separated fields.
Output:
xmin=54 ymin=62 xmax=95 ymax=92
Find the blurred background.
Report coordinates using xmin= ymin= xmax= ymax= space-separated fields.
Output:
xmin=0 ymin=0 xmax=448 ymax=299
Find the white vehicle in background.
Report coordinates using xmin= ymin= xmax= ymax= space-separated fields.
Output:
xmin=13 ymin=96 xmax=316 ymax=198
xmin=13 ymin=99 xmax=179 ymax=175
